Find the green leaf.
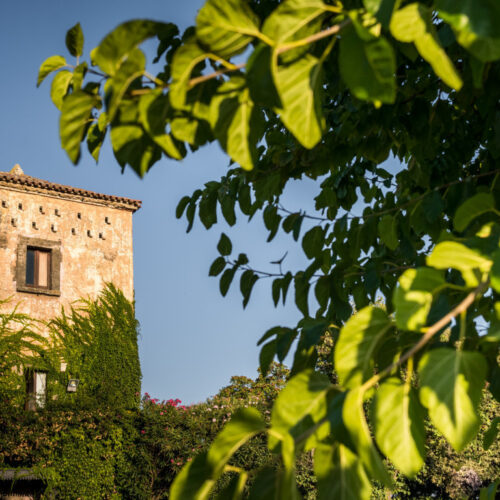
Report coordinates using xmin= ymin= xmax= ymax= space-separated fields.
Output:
xmin=138 ymin=91 xmax=186 ymax=160
xmin=60 ymin=90 xmax=100 ymax=164
xmin=170 ymin=114 xmax=212 ymax=147
xmin=66 ymin=22 xmax=84 ymax=57
xmin=259 ymin=340 xmax=277 ymax=376
xmin=272 ymin=54 xmax=325 ymax=149
xmin=209 ymin=256 xmax=226 ymax=277
xmin=262 ymin=0 xmax=328 ymax=63
xmin=37 ymin=55 xmax=67 ymax=87
xmin=50 ymin=70 xmax=73 ymax=110
xmin=207 ymin=407 xmax=266 ymax=476
xmin=377 ymin=214 xmax=398 ymax=250
xmin=217 ymin=233 xmax=232 ymax=256
xmin=169 ymin=38 xmax=208 ymax=110
xmin=363 ymin=0 xmax=398 ymax=28
xmin=170 ymin=451 xmax=214 ymax=500
xmin=106 ymin=48 xmax=146 ymax=122
xmin=315 ymin=442 xmax=372 ymax=500
xmin=247 ymin=44 xmax=282 ymax=109
xmin=483 ymin=416 xmax=500 ymax=450
xmin=393 ymin=268 xmax=444 ymax=331
xmin=221 ymin=196 xmax=236 ymax=226
xmin=93 ymin=20 xmax=173 ymax=76
xmin=247 ymin=467 xmax=278 ymax=500
xmin=199 ymin=191 xmax=218 ymax=229
xmin=72 ymin=62 xmax=87 ymax=90
xmin=210 ymin=76 xmax=264 ymax=170
xmin=453 ymin=193 xmax=496 ymax=232
xmin=419 ymin=348 xmax=487 ymax=451
xmin=343 ymin=387 xmax=392 ymax=487
xmin=176 ymin=196 xmax=191 ymax=219
xmin=86 ymin=120 xmax=106 ymax=163
xmin=390 ymin=3 xmax=463 ymax=90
xmin=196 ymin=0 xmax=261 ymax=59
xmin=109 ymin=101 xmax=160 ymax=177
xmin=484 ymin=302 xmax=500 ymax=342
xmin=302 ymin=226 xmax=325 ymax=259
xmin=240 ymin=270 xmax=258 ymax=308
xmin=294 ymin=272 xmax=310 ymax=316
xmin=426 ymin=241 xmax=492 ymax=287
xmin=269 ymin=369 xmax=332 ymax=451
xmin=220 ymin=268 xmax=236 ymax=297
xmin=480 ymin=481 xmax=499 ymax=500
xmin=372 ymin=377 xmax=426 ymax=477
xmin=334 ymin=306 xmax=392 ymax=389
xmin=339 ymin=23 xmax=396 ymax=106
xmin=437 ymin=0 xmax=500 ymax=62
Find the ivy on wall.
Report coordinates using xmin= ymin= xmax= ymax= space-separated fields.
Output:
xmin=0 ymin=284 xmax=141 ymax=410
xmin=48 ymin=283 xmax=141 ymax=409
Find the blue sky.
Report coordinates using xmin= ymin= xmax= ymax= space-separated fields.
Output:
xmin=0 ymin=0 xmax=320 ymax=403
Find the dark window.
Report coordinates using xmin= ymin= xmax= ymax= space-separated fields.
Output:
xmin=25 ymin=369 xmax=47 ymax=410
xmin=17 ymin=237 xmax=61 ymax=296
xmin=25 ymin=248 xmax=50 ymax=288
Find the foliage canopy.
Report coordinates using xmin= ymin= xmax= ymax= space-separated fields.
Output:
xmin=39 ymin=0 xmax=500 ymax=498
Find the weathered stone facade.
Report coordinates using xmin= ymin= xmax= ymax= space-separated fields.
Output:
xmin=0 ymin=165 xmax=141 ymax=328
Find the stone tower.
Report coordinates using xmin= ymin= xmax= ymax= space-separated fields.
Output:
xmin=0 ymin=165 xmax=141 ymax=326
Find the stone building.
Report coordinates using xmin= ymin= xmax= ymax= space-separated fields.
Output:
xmin=0 ymin=164 xmax=141 ymax=324
xmin=0 ymin=165 xmax=141 ymax=497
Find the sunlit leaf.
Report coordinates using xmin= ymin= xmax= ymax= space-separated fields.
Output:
xmin=453 ymin=193 xmax=495 ymax=232
xmin=393 ymin=268 xmax=444 ymax=331
xmin=37 ymin=55 xmax=67 ymax=87
xmin=419 ymin=348 xmax=486 ymax=451
xmin=93 ymin=20 xmax=176 ymax=76
xmin=210 ymin=76 xmax=265 ymax=170
xmin=269 ymin=369 xmax=333 ymax=451
xmin=60 ymin=90 xmax=101 ymax=163
xmin=196 ymin=0 xmax=261 ymax=59
xmin=169 ymin=38 xmax=208 ymax=110
xmin=343 ymin=387 xmax=392 ymax=486
xmin=138 ymin=91 xmax=186 ymax=160
xmin=426 ymin=241 xmax=492 ymax=287
xmin=372 ymin=377 xmax=426 ymax=477
xmin=390 ymin=3 xmax=463 ymax=90
xmin=437 ymin=0 xmax=500 ymax=62
xmin=272 ymin=54 xmax=325 ymax=149
xmin=335 ymin=306 xmax=392 ymax=388
xmin=262 ymin=0 xmax=328 ymax=63
xmin=50 ymin=70 xmax=73 ymax=110
xmin=315 ymin=442 xmax=372 ymax=500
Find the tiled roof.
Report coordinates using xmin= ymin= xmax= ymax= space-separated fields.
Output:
xmin=0 ymin=167 xmax=141 ymax=212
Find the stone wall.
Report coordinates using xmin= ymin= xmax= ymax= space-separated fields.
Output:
xmin=0 ymin=184 xmax=135 ymax=329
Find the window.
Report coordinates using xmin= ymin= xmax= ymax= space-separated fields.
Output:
xmin=25 ymin=369 xmax=47 ymax=410
xmin=16 ymin=237 xmax=61 ymax=296
xmin=26 ymin=248 xmax=51 ymax=288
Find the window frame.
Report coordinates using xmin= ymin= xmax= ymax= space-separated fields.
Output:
xmin=25 ymin=368 xmax=47 ymax=410
xmin=16 ymin=237 xmax=61 ymax=296
xmin=25 ymin=247 xmax=51 ymax=289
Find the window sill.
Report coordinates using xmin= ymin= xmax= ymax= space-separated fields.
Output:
xmin=16 ymin=284 xmax=60 ymax=296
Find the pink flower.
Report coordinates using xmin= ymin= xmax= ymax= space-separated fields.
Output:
xmin=141 ymin=430 xmax=146 ymax=434
xmin=171 ymin=459 xmax=175 ymax=463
